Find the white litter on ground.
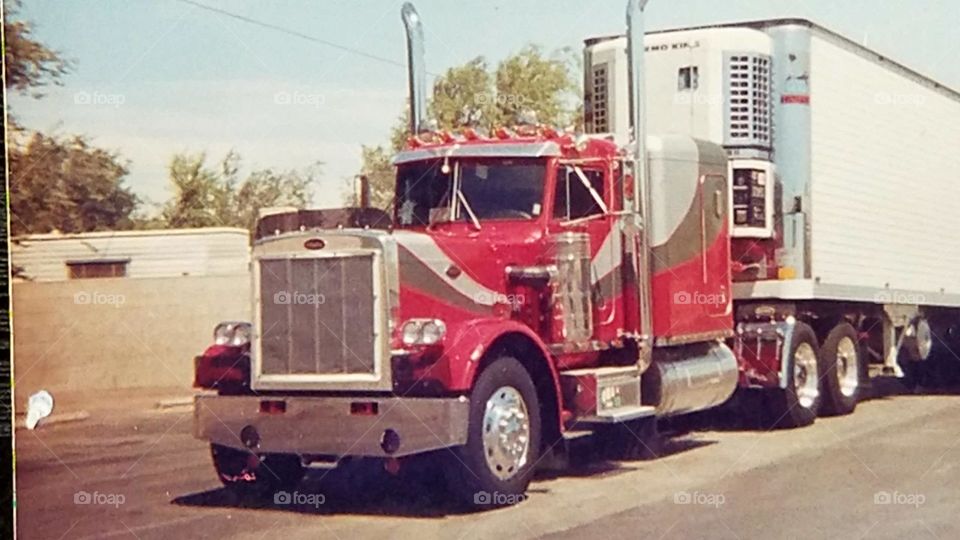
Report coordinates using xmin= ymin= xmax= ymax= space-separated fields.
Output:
xmin=26 ymin=390 xmax=54 ymax=429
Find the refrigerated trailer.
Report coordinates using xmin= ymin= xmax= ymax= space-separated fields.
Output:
xmin=585 ymin=19 xmax=960 ymax=424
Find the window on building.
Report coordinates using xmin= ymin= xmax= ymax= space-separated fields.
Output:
xmin=67 ymin=260 xmax=129 ymax=279
xmin=553 ymin=166 xmax=607 ymax=220
xmin=678 ymin=66 xmax=699 ymax=91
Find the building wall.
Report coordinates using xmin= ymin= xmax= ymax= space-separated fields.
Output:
xmin=12 ymin=274 xmax=250 ymax=408
xmin=12 ymin=228 xmax=250 ymax=282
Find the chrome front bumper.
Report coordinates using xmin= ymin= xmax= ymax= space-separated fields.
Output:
xmin=194 ymin=394 xmax=470 ymax=458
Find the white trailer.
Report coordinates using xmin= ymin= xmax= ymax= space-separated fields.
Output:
xmin=585 ymin=18 xmax=960 ymax=426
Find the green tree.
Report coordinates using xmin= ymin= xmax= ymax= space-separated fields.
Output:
xmin=430 ymin=57 xmax=496 ymax=129
xmin=4 ymin=0 xmax=140 ymax=238
xmin=494 ymin=45 xmax=578 ymax=127
xmin=3 ymin=0 xmax=70 ymax=97
xmin=159 ymin=151 xmax=318 ymax=232
xmin=8 ymin=130 xmax=139 ymax=236
xmin=353 ymin=45 xmax=580 ymax=209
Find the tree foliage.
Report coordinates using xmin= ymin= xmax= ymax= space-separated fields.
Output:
xmin=157 ymin=151 xmax=318 ymax=232
xmin=430 ymin=57 xmax=496 ymax=130
xmin=354 ymin=45 xmax=579 ymax=208
xmin=3 ymin=0 xmax=70 ymax=96
xmin=8 ymin=129 xmax=139 ymax=236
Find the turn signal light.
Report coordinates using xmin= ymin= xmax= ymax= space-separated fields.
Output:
xmin=350 ymin=402 xmax=380 ymax=416
xmin=259 ymin=400 xmax=287 ymax=414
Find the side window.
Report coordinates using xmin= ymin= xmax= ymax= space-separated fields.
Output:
xmin=678 ymin=66 xmax=699 ymax=91
xmin=553 ymin=166 xmax=607 ymax=220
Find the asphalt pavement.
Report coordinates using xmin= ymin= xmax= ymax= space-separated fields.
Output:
xmin=13 ymin=385 xmax=960 ymax=539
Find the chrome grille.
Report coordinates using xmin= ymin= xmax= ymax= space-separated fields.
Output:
xmin=258 ymin=254 xmax=376 ymax=376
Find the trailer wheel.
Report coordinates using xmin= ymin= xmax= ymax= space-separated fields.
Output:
xmin=819 ymin=323 xmax=862 ymax=416
xmin=210 ymin=444 xmax=304 ymax=497
xmin=766 ymin=322 xmax=820 ymax=428
xmin=444 ymin=356 xmax=541 ymax=508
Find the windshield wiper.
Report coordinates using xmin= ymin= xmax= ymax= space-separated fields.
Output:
xmin=450 ymin=161 xmax=481 ymax=231
xmin=456 ymin=188 xmax=482 ymax=231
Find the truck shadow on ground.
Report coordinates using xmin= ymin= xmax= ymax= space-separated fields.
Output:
xmin=171 ymin=381 xmax=960 ymax=517
xmin=667 ymin=379 xmax=960 ymax=435
xmin=171 ymin=436 xmax=717 ymax=517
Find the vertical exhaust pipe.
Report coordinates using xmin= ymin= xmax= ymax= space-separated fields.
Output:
xmin=401 ymin=3 xmax=426 ymax=135
xmin=627 ymin=0 xmax=655 ymax=368
xmin=355 ymin=174 xmax=370 ymax=209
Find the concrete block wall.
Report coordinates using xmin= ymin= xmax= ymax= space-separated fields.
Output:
xmin=12 ymin=274 xmax=250 ymax=409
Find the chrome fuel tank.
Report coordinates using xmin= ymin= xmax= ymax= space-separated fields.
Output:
xmin=644 ymin=341 xmax=738 ymax=416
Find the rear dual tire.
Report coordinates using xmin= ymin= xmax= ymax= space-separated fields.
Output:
xmin=818 ymin=323 xmax=862 ymax=416
xmin=767 ymin=321 xmax=864 ymax=428
xmin=767 ymin=322 xmax=821 ymax=428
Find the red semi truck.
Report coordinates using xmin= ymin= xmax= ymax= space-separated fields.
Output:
xmin=192 ymin=0 xmax=960 ymax=505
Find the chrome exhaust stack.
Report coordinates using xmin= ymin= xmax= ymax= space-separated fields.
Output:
xmin=401 ymin=2 xmax=426 ymax=135
xmin=627 ymin=0 xmax=655 ymax=368
xmin=355 ymin=174 xmax=370 ymax=209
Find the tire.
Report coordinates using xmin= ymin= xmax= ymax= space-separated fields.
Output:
xmin=443 ymin=356 xmax=541 ymax=508
xmin=765 ymin=322 xmax=821 ymax=429
xmin=819 ymin=323 xmax=862 ymax=416
xmin=211 ymin=444 xmax=304 ymax=497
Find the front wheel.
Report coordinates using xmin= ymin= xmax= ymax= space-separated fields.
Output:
xmin=444 ymin=356 xmax=541 ymax=508
xmin=765 ymin=322 xmax=821 ymax=428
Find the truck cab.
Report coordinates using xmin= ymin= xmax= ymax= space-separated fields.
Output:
xmin=192 ymin=0 xmax=740 ymax=506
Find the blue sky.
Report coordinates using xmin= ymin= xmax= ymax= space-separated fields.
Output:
xmin=9 ymin=0 xmax=960 ymax=211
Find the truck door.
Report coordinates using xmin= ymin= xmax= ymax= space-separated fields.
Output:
xmin=551 ymin=162 xmax=622 ymax=340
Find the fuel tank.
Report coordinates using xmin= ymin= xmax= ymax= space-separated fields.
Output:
xmin=643 ymin=341 xmax=738 ymax=416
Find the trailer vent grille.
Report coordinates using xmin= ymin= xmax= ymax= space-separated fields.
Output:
xmin=588 ymin=64 xmax=609 ymax=133
xmin=724 ymin=53 xmax=771 ymax=148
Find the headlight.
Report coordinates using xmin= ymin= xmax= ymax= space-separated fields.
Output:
xmin=400 ymin=319 xmax=446 ymax=346
xmin=420 ymin=320 xmax=446 ymax=345
xmin=401 ymin=321 xmax=422 ymax=346
xmin=214 ymin=321 xmax=253 ymax=347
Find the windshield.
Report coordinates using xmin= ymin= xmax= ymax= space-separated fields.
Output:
xmin=395 ymin=158 xmax=546 ymax=227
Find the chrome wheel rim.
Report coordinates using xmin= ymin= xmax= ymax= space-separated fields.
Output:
xmin=836 ymin=336 xmax=859 ymax=398
xmin=794 ymin=342 xmax=819 ymax=409
xmin=482 ymin=386 xmax=530 ymax=480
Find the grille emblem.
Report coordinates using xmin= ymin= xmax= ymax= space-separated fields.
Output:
xmin=304 ymin=238 xmax=326 ymax=250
